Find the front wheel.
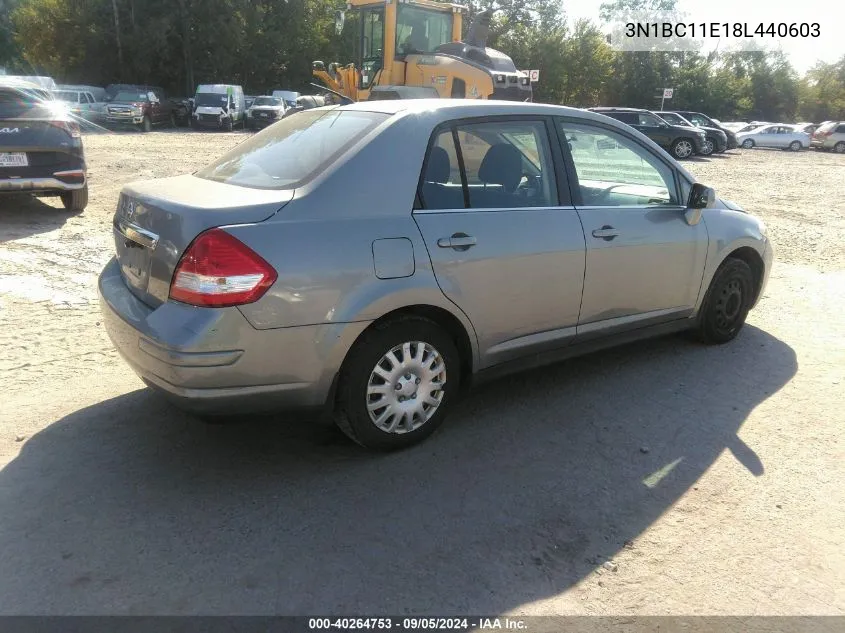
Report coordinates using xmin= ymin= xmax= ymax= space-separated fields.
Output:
xmin=700 ymin=138 xmax=714 ymax=156
xmin=742 ymin=138 xmax=754 ymax=149
xmin=141 ymin=115 xmax=152 ymax=133
xmin=670 ymin=138 xmax=694 ymax=159
xmin=834 ymin=142 xmax=845 ymax=154
xmin=693 ymin=258 xmax=754 ymax=344
xmin=789 ymin=140 xmax=802 ymax=151
xmin=223 ymin=117 xmax=233 ymax=132
xmin=334 ymin=316 xmax=460 ymax=450
xmin=60 ymin=184 xmax=88 ymax=212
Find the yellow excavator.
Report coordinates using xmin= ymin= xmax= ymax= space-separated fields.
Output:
xmin=312 ymin=0 xmax=532 ymax=102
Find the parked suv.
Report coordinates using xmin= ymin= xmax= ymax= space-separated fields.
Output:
xmin=655 ymin=111 xmax=728 ymax=155
xmin=0 ymin=79 xmax=88 ymax=211
xmin=246 ymin=95 xmax=286 ymax=129
xmin=105 ymin=86 xmax=180 ymax=132
xmin=671 ymin=111 xmax=740 ymax=149
xmin=589 ymin=107 xmax=706 ymax=159
xmin=811 ymin=121 xmax=845 ymax=153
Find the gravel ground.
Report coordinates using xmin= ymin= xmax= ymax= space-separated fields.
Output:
xmin=0 ymin=132 xmax=843 ymax=615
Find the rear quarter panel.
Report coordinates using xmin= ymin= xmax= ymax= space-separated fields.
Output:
xmin=230 ymin=110 xmax=480 ymax=359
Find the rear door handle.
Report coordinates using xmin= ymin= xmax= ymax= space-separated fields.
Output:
xmin=591 ymin=225 xmax=620 ymax=241
xmin=437 ymin=233 xmax=476 ymax=250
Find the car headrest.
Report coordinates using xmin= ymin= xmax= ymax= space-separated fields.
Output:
xmin=478 ymin=143 xmax=522 ymax=192
xmin=425 ymin=146 xmax=451 ymax=184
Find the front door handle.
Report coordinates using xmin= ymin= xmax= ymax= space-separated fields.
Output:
xmin=437 ymin=233 xmax=476 ymax=250
xmin=591 ymin=225 xmax=620 ymax=241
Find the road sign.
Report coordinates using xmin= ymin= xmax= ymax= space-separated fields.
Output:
xmin=529 ymin=69 xmax=540 ymax=82
xmin=663 ymin=88 xmax=674 ymax=98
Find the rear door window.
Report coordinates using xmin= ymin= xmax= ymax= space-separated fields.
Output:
xmin=196 ymin=109 xmax=389 ymax=189
xmin=419 ymin=119 xmax=558 ymax=210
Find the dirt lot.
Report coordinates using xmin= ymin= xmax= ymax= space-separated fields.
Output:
xmin=0 ymin=132 xmax=843 ymax=616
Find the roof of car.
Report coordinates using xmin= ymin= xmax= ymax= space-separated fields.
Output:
xmin=335 ymin=99 xmax=626 ymax=122
xmin=588 ymin=106 xmax=647 ymax=112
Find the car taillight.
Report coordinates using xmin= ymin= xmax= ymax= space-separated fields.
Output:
xmin=169 ymin=228 xmax=277 ymax=308
xmin=50 ymin=120 xmax=81 ymax=138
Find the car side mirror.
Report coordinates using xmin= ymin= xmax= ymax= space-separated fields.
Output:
xmin=688 ymin=183 xmax=715 ymax=209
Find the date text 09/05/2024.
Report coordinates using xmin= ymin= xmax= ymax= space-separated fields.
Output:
xmin=625 ymin=22 xmax=821 ymax=38
xmin=308 ymin=618 xmax=527 ymax=630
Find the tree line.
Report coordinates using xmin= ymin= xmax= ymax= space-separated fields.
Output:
xmin=1 ymin=0 xmax=843 ymax=122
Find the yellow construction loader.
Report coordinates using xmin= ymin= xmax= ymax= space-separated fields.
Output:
xmin=312 ymin=0 xmax=532 ymax=102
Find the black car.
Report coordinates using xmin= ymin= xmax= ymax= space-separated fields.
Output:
xmin=655 ymin=111 xmax=728 ymax=155
xmin=669 ymin=110 xmax=739 ymax=150
xmin=0 ymin=80 xmax=88 ymax=211
xmin=589 ymin=107 xmax=706 ymax=159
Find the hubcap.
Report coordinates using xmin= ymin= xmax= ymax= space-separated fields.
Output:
xmin=742 ymin=140 xmax=753 ymax=148
xmin=675 ymin=141 xmax=693 ymax=158
xmin=835 ymin=143 xmax=845 ymax=154
xmin=714 ymin=278 xmax=744 ymax=332
xmin=702 ymin=140 xmax=713 ymax=154
xmin=366 ymin=341 xmax=447 ymax=434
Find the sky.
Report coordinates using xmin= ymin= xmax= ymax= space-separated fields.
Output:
xmin=561 ymin=0 xmax=845 ymax=74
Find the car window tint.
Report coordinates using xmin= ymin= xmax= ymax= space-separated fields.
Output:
xmin=638 ymin=113 xmax=660 ymax=126
xmin=419 ymin=130 xmax=465 ymax=210
xmin=455 ymin=120 xmax=557 ymax=209
xmin=196 ymin=110 xmax=389 ymax=190
xmin=836 ymin=125 xmax=845 ymax=134
xmin=558 ymin=120 xmax=677 ymax=207
xmin=690 ymin=114 xmax=707 ymax=126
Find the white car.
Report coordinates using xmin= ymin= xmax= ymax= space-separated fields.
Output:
xmin=736 ymin=124 xmax=810 ymax=151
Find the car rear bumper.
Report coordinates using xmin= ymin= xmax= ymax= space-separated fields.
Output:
xmin=0 ymin=174 xmax=86 ymax=193
xmin=810 ymin=139 xmax=831 ymax=149
xmin=98 ymin=257 xmax=368 ymax=415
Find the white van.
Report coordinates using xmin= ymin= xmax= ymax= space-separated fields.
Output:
xmin=192 ymin=84 xmax=246 ymax=131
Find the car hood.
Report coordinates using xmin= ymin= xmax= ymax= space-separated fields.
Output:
xmin=250 ymin=106 xmax=285 ymax=112
xmin=672 ymin=124 xmax=705 ymax=135
xmin=699 ymin=126 xmax=727 ymax=138
xmin=109 ymin=101 xmax=146 ymax=107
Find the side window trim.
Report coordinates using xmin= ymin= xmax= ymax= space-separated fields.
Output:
xmin=451 ymin=126 xmax=470 ymax=208
xmin=554 ymin=115 xmax=684 ymax=209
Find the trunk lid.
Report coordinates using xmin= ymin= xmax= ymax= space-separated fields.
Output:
xmin=113 ymin=174 xmax=292 ymax=308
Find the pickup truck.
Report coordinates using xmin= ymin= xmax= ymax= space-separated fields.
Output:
xmin=104 ymin=86 xmax=190 ymax=131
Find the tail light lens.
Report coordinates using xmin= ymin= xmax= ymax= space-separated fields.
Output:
xmin=169 ymin=228 xmax=277 ymax=307
xmin=50 ymin=120 xmax=81 ymax=138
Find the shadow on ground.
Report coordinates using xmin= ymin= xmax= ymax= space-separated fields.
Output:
xmin=0 ymin=326 xmax=796 ymax=614
xmin=0 ymin=195 xmax=78 ymax=242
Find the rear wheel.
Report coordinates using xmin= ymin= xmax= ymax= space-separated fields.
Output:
xmin=789 ymin=140 xmax=801 ymax=151
xmin=334 ymin=316 xmax=460 ymax=450
xmin=670 ymin=138 xmax=694 ymax=159
xmin=700 ymin=137 xmax=714 ymax=156
xmin=60 ymin=184 xmax=88 ymax=212
xmin=742 ymin=138 xmax=754 ymax=149
xmin=834 ymin=142 xmax=845 ymax=154
xmin=693 ymin=258 xmax=754 ymax=344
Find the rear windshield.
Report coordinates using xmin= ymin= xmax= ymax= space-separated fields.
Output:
xmin=0 ymin=87 xmax=52 ymax=116
xmin=195 ymin=109 xmax=390 ymax=189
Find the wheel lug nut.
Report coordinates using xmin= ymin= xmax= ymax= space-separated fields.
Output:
xmin=405 ymin=373 xmax=412 ymax=380
xmin=411 ymin=394 xmax=416 ymax=400
xmin=398 ymin=396 xmax=405 ymax=402
xmin=415 ymin=378 xmax=420 ymax=384
xmin=395 ymin=383 xmax=402 ymax=390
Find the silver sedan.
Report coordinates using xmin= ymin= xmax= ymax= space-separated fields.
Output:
xmin=737 ymin=124 xmax=810 ymax=150
xmin=99 ymin=100 xmax=773 ymax=450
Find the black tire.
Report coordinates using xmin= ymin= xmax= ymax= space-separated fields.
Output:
xmin=834 ymin=142 xmax=845 ymax=154
xmin=60 ymin=184 xmax=88 ymax=212
xmin=142 ymin=115 xmax=152 ymax=133
xmin=170 ymin=112 xmax=177 ymax=127
xmin=693 ymin=258 xmax=755 ymax=344
xmin=224 ymin=117 xmax=233 ymax=132
xmin=700 ymin=137 xmax=714 ymax=156
xmin=334 ymin=316 xmax=460 ymax=451
xmin=741 ymin=138 xmax=754 ymax=149
xmin=788 ymin=140 xmax=801 ymax=151
xmin=670 ymin=138 xmax=695 ymax=159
